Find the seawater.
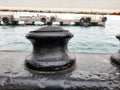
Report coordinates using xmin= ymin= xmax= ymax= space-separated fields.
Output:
xmin=0 ymin=15 xmax=120 ymax=53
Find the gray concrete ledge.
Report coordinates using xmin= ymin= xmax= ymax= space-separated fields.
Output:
xmin=0 ymin=51 xmax=119 ymax=90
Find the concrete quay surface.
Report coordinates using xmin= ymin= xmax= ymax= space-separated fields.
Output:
xmin=0 ymin=51 xmax=119 ymax=90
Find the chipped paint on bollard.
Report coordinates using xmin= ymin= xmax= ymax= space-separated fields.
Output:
xmin=25 ymin=26 xmax=76 ymax=71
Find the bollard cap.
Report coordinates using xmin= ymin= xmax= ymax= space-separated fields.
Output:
xmin=35 ymin=26 xmax=65 ymax=31
xmin=26 ymin=26 xmax=73 ymax=39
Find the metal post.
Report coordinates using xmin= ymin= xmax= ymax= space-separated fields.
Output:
xmin=111 ymin=34 xmax=120 ymax=68
xmin=25 ymin=26 xmax=76 ymax=72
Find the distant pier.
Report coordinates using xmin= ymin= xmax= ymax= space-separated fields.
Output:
xmin=0 ymin=14 xmax=107 ymax=26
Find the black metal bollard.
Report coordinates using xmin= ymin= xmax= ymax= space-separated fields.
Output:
xmin=111 ymin=34 xmax=120 ymax=68
xmin=25 ymin=26 xmax=76 ymax=71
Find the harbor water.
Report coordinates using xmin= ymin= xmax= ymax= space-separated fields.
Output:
xmin=0 ymin=14 xmax=120 ymax=53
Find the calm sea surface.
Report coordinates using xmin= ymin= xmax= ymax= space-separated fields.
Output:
xmin=0 ymin=15 xmax=120 ymax=53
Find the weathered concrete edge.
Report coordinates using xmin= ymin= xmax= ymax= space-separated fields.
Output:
xmin=0 ymin=50 xmax=112 ymax=54
xmin=0 ymin=76 xmax=119 ymax=90
xmin=0 ymin=51 xmax=119 ymax=90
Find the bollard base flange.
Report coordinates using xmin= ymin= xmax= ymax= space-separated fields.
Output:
xmin=25 ymin=58 xmax=76 ymax=71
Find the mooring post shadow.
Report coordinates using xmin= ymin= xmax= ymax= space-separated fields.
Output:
xmin=25 ymin=25 xmax=76 ymax=72
xmin=111 ymin=34 xmax=120 ymax=68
